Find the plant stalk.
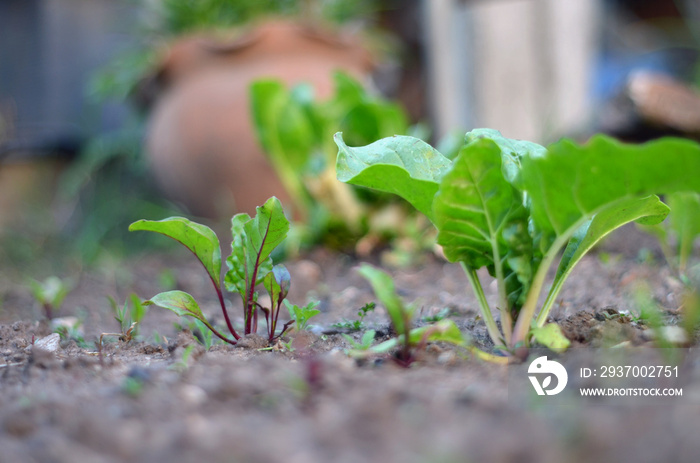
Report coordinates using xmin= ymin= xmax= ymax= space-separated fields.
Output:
xmin=512 ymin=233 xmax=570 ymax=346
xmin=213 ymin=283 xmax=240 ymax=340
xmin=461 ymin=263 xmax=504 ymax=347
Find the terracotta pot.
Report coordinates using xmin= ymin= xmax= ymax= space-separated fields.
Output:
xmin=143 ymin=20 xmax=373 ymax=219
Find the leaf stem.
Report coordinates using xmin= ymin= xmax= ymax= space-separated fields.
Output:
xmin=246 ymin=219 xmax=272 ymax=334
xmin=461 ymin=263 xmax=504 ymax=347
xmin=512 ymin=233 xmax=570 ymax=346
xmin=199 ymin=316 xmax=238 ymax=345
xmin=211 ymin=276 xmax=240 ymax=340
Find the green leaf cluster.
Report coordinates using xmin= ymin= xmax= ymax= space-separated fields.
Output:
xmin=284 ymin=300 xmax=321 ymax=332
xmin=250 ymin=72 xmax=411 ymax=243
xmin=130 ymin=196 xmax=299 ymax=345
xmin=336 ymin=129 xmax=700 ymax=353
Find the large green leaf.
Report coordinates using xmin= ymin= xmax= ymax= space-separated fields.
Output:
xmin=129 ymin=217 xmax=221 ymax=287
xmin=433 ymin=139 xmax=533 ymax=310
xmin=335 ymin=133 xmax=453 ymax=221
xmin=523 ymin=135 xmax=700 ymax=243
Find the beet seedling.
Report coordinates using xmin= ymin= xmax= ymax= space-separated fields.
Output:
xmin=331 ymin=301 xmax=375 ymax=331
xmin=29 ymin=276 xmax=71 ymax=320
xmin=284 ymin=299 xmax=321 ymax=332
xmin=129 ymin=196 xmax=297 ymax=345
xmin=356 ymin=263 xmax=507 ymax=366
xmin=108 ymin=293 xmax=147 ymax=340
xmin=337 ymin=129 xmax=700 ymax=357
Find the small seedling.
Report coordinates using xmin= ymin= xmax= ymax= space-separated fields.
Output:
xmin=99 ymin=322 xmax=137 ymax=349
xmin=332 ymin=301 xmax=375 ymax=331
xmin=169 ymin=345 xmax=195 ymax=372
xmin=356 ymin=264 xmax=506 ymax=366
xmin=130 ymin=196 xmax=303 ymax=345
xmin=173 ymin=319 xmax=216 ymax=350
xmin=53 ymin=317 xmax=88 ymax=347
xmin=421 ymin=307 xmax=452 ymax=323
xmin=284 ymin=299 xmax=321 ymax=332
xmin=639 ymin=192 xmax=700 ymax=281
xmin=337 ymin=129 xmax=700 ymax=358
xmin=342 ymin=329 xmax=376 ymax=351
xmin=108 ymin=293 xmax=147 ymax=339
xmin=29 ymin=276 xmax=71 ymax=320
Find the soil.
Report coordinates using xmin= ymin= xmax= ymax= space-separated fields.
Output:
xmin=1 ymin=225 xmax=699 ymax=463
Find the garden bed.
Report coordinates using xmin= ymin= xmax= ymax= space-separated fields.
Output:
xmin=1 ymin=226 xmax=699 ymax=462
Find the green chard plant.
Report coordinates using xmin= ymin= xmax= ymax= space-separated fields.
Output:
xmin=336 ymin=129 xmax=700 ymax=356
xmin=250 ymin=71 xmax=418 ymax=246
xmin=129 ymin=196 xmax=298 ymax=345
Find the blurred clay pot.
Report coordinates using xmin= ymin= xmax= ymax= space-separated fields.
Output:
xmin=142 ymin=20 xmax=374 ymax=219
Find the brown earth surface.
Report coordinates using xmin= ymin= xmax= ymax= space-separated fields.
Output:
xmin=1 ymin=225 xmax=699 ymax=463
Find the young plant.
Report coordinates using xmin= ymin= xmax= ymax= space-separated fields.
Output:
xmin=343 ymin=329 xmax=376 ymax=352
xmin=331 ymin=301 xmax=376 ymax=331
xmin=639 ymin=191 xmax=700 ymax=280
xmin=129 ymin=196 xmax=297 ymax=345
xmin=356 ymin=263 xmax=506 ymax=365
xmin=336 ymin=129 xmax=700 ymax=356
xmin=108 ymin=293 xmax=148 ymax=339
xmin=284 ymin=299 xmax=321 ymax=332
xmin=29 ymin=276 xmax=71 ymax=320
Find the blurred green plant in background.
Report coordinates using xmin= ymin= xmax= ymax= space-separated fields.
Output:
xmin=638 ymin=192 xmax=700 ymax=282
xmin=59 ymin=0 xmax=386 ymax=266
xmin=250 ymin=71 xmax=430 ymax=252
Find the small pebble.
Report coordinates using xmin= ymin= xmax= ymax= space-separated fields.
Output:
xmin=27 ymin=333 xmax=61 ymax=353
xmin=179 ymin=384 xmax=208 ymax=407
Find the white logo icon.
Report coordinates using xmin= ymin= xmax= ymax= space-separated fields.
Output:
xmin=528 ymin=356 xmax=568 ymax=396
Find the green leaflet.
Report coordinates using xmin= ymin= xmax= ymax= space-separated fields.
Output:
xmin=284 ymin=299 xmax=321 ymax=332
xmin=357 ymin=263 xmax=414 ymax=337
xmin=368 ymin=319 xmax=468 ymax=354
xmin=129 ymin=217 xmax=221 ymax=288
xmin=144 ymin=290 xmax=220 ymax=337
xmin=523 ymin=135 xmax=700 ymax=244
xmin=433 ymin=138 xmax=533 ymax=310
xmin=264 ymin=264 xmax=291 ymax=307
xmin=464 ymin=128 xmax=546 ymax=185
xmin=335 ymin=133 xmax=453 ymax=221
xmin=224 ymin=197 xmax=290 ymax=300
xmin=530 ymin=323 xmax=570 ymax=353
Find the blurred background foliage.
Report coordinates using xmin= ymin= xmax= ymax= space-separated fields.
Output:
xmin=0 ymin=0 xmax=393 ymax=275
